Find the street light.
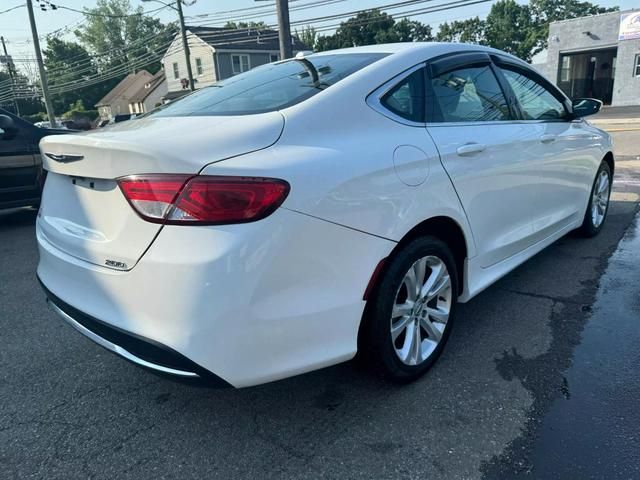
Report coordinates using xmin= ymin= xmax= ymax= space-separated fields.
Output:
xmin=142 ymin=0 xmax=195 ymax=91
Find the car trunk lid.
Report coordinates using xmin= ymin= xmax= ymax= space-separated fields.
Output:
xmin=37 ymin=113 xmax=284 ymax=270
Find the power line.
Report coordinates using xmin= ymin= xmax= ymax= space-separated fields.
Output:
xmin=2 ymin=0 xmax=497 ymax=104
xmin=185 ymin=0 xmax=346 ymax=25
xmin=36 ymin=1 xmax=169 ymax=17
xmin=0 ymin=4 xmax=26 ymax=15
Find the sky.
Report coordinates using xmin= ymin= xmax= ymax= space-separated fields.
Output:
xmin=0 ymin=0 xmax=636 ymax=73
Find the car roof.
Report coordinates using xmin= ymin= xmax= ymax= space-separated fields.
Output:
xmin=311 ymin=42 xmax=526 ymax=65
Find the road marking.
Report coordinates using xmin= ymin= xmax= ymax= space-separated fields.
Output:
xmin=611 ymin=191 xmax=640 ymax=202
xmin=603 ymin=127 xmax=640 ymax=132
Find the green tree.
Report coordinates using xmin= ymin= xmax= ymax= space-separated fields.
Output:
xmin=337 ymin=10 xmax=396 ymax=47
xmin=74 ymin=0 xmax=172 ymax=73
xmin=295 ymin=25 xmax=317 ymax=50
xmin=529 ymin=0 xmax=618 ymax=55
xmin=0 ymin=70 xmax=45 ymax=116
xmin=314 ymin=9 xmax=432 ymax=51
xmin=395 ymin=18 xmax=433 ymax=42
xmin=484 ymin=0 xmax=537 ymax=61
xmin=436 ymin=17 xmax=486 ymax=44
xmin=315 ymin=34 xmax=343 ymax=52
xmin=43 ymin=37 xmax=103 ymax=114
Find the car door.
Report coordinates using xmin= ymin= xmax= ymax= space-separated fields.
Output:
xmin=492 ymin=58 xmax=598 ymax=240
xmin=0 ymin=113 xmax=38 ymax=207
xmin=425 ymin=53 xmax=539 ymax=268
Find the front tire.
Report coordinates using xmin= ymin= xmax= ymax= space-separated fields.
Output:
xmin=360 ymin=236 xmax=458 ymax=383
xmin=579 ymin=161 xmax=612 ymax=237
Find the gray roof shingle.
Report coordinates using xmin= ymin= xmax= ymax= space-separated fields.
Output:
xmin=186 ymin=26 xmax=308 ymax=51
xmin=95 ymin=70 xmax=153 ymax=107
xmin=128 ymin=70 xmax=166 ymax=104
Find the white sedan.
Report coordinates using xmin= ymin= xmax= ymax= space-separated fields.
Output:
xmin=36 ymin=43 xmax=613 ymax=388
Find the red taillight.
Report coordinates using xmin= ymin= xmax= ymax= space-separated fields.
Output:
xmin=118 ymin=174 xmax=290 ymax=225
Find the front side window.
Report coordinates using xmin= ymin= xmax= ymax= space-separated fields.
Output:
xmin=195 ymin=57 xmax=203 ymax=76
xmin=635 ymin=54 xmax=640 ymax=77
xmin=151 ymin=53 xmax=387 ymax=117
xmin=500 ymin=67 xmax=567 ymax=120
xmin=428 ymin=65 xmax=510 ymax=122
xmin=232 ymin=54 xmax=250 ymax=74
xmin=172 ymin=62 xmax=180 ymax=79
xmin=380 ymin=69 xmax=425 ymax=122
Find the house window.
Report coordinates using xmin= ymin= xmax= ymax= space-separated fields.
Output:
xmin=172 ymin=62 xmax=180 ymax=79
xmin=195 ymin=57 xmax=203 ymax=76
xmin=635 ymin=54 xmax=640 ymax=77
xmin=231 ymin=54 xmax=250 ymax=74
xmin=560 ymin=56 xmax=571 ymax=82
xmin=270 ymin=53 xmax=279 ymax=63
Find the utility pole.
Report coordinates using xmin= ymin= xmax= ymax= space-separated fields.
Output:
xmin=176 ymin=0 xmax=195 ymax=91
xmin=275 ymin=0 xmax=293 ymax=59
xmin=0 ymin=36 xmax=20 ymax=116
xmin=26 ymin=0 xmax=56 ymax=127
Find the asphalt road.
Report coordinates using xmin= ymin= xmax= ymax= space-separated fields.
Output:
xmin=1 ymin=130 xmax=639 ymax=479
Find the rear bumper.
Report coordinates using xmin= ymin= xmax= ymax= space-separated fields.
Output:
xmin=40 ymin=278 xmax=230 ymax=386
xmin=36 ymin=207 xmax=395 ymax=387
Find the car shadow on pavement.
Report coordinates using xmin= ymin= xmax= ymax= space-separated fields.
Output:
xmin=2 ymin=198 xmax=638 ymax=479
xmin=0 ymin=207 xmax=37 ymax=231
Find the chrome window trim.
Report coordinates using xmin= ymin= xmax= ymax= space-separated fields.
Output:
xmin=47 ymin=300 xmax=199 ymax=378
xmin=425 ymin=119 xmax=574 ymax=128
xmin=366 ymin=62 xmax=427 ymax=127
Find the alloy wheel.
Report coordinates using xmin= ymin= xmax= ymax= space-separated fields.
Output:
xmin=390 ymin=255 xmax=452 ymax=366
xmin=591 ymin=170 xmax=610 ymax=228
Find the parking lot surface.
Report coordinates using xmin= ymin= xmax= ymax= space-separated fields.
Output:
xmin=1 ymin=130 xmax=639 ymax=479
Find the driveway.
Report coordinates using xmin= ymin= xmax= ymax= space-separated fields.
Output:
xmin=1 ymin=130 xmax=639 ymax=479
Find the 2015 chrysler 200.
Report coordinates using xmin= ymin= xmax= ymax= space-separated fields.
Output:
xmin=37 ymin=43 xmax=612 ymax=388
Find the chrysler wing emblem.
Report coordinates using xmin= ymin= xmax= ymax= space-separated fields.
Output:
xmin=44 ymin=152 xmax=84 ymax=163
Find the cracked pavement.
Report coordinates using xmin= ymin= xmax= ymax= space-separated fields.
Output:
xmin=1 ymin=130 xmax=639 ymax=479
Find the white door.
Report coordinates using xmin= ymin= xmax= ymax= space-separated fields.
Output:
xmin=495 ymin=63 xmax=599 ymax=240
xmin=425 ymin=58 xmax=539 ymax=268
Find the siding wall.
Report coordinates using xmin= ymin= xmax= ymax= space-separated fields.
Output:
xmin=97 ymin=73 xmax=151 ymax=120
xmin=142 ymin=78 xmax=168 ymax=112
xmin=163 ymin=32 xmax=217 ymax=92
xmin=215 ymin=51 xmax=280 ymax=80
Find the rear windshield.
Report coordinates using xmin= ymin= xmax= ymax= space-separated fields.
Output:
xmin=150 ymin=53 xmax=388 ymax=117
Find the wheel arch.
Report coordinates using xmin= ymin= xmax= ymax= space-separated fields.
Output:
xmin=395 ymin=216 xmax=469 ymax=295
xmin=603 ymin=151 xmax=614 ymax=176
xmin=357 ymin=215 xmax=469 ymax=358
xmin=364 ymin=215 xmax=470 ymax=301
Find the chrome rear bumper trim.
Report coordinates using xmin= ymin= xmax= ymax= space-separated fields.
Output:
xmin=47 ymin=300 xmax=199 ymax=378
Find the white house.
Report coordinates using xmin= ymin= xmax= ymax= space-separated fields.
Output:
xmin=161 ymin=26 xmax=309 ymax=95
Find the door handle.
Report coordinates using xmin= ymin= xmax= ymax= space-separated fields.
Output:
xmin=456 ymin=143 xmax=486 ymax=156
xmin=540 ymin=134 xmax=557 ymax=144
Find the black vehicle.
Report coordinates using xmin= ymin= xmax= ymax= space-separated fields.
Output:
xmin=0 ymin=108 xmax=71 ymax=209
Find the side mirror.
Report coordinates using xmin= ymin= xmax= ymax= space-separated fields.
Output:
xmin=0 ymin=114 xmax=16 ymax=139
xmin=0 ymin=114 xmax=15 ymax=129
xmin=572 ymin=98 xmax=602 ymax=118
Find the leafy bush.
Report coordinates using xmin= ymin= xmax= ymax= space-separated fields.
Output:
xmin=22 ymin=112 xmax=48 ymax=124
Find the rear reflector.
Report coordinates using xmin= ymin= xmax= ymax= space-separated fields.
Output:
xmin=118 ymin=174 xmax=290 ymax=225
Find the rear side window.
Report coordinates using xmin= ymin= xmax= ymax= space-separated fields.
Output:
xmin=428 ymin=65 xmax=510 ymax=122
xmin=150 ymin=53 xmax=388 ymax=117
xmin=499 ymin=67 xmax=567 ymax=120
xmin=380 ymin=69 xmax=425 ymax=122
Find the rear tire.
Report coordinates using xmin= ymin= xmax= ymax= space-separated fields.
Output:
xmin=360 ymin=236 xmax=458 ymax=383
xmin=579 ymin=161 xmax=612 ymax=237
